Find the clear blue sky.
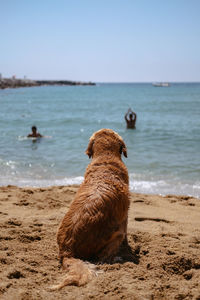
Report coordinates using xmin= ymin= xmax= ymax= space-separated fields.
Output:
xmin=1 ymin=0 xmax=200 ymax=82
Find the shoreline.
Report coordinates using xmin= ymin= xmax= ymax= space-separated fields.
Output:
xmin=0 ymin=185 xmax=200 ymax=299
xmin=0 ymin=178 xmax=199 ymax=199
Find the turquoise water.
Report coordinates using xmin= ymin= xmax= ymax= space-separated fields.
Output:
xmin=0 ymin=83 xmax=199 ymax=197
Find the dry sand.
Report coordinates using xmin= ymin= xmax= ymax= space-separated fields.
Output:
xmin=0 ymin=185 xmax=200 ymax=300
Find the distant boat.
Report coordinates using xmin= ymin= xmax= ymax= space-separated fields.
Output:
xmin=152 ymin=82 xmax=170 ymax=87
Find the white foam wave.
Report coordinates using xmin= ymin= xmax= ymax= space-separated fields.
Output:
xmin=129 ymin=175 xmax=200 ymax=198
xmin=0 ymin=174 xmax=199 ymax=198
xmin=0 ymin=176 xmax=84 ymax=188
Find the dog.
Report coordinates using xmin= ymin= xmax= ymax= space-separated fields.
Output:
xmin=51 ymin=129 xmax=130 ymax=290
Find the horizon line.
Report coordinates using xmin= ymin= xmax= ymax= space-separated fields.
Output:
xmin=1 ymin=76 xmax=200 ymax=84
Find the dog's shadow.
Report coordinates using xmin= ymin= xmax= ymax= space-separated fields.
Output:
xmin=115 ymin=239 xmax=140 ymax=265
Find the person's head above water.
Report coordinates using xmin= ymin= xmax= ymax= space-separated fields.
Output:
xmin=32 ymin=126 xmax=37 ymax=133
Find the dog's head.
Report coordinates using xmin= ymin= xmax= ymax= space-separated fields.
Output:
xmin=85 ymin=129 xmax=127 ymax=159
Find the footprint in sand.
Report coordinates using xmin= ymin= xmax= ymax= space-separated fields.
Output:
xmin=135 ymin=217 xmax=170 ymax=223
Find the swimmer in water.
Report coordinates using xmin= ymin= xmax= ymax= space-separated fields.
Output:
xmin=27 ymin=126 xmax=43 ymax=138
xmin=125 ymin=108 xmax=137 ymax=129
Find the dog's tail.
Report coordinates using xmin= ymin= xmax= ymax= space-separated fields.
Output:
xmin=50 ymin=257 xmax=102 ymax=290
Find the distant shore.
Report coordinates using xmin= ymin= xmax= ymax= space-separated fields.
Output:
xmin=0 ymin=78 xmax=95 ymax=89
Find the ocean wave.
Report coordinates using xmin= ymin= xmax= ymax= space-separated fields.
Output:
xmin=0 ymin=176 xmax=84 ymax=188
xmin=129 ymin=174 xmax=200 ymax=198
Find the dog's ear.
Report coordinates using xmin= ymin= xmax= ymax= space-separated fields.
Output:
xmin=85 ymin=139 xmax=94 ymax=158
xmin=120 ymin=142 xmax=128 ymax=158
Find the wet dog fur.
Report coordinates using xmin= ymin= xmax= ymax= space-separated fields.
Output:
xmin=51 ymin=129 xmax=130 ymax=290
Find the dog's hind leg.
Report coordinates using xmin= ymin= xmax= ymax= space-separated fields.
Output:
xmin=98 ymin=230 xmax=126 ymax=263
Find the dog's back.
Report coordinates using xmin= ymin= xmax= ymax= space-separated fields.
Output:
xmin=53 ymin=129 xmax=130 ymax=290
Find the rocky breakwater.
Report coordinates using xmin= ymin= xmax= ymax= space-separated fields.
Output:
xmin=0 ymin=78 xmax=95 ymax=89
xmin=0 ymin=78 xmax=37 ymax=89
xmin=35 ymin=80 xmax=95 ymax=86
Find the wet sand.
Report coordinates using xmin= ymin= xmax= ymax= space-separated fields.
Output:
xmin=0 ymin=185 xmax=200 ymax=300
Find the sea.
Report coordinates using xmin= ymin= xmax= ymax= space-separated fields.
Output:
xmin=0 ymin=83 xmax=199 ymax=198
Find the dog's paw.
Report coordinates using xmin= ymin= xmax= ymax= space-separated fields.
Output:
xmin=99 ymin=255 xmax=123 ymax=264
xmin=112 ymin=256 xmax=123 ymax=263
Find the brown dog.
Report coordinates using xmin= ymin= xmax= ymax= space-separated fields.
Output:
xmin=52 ymin=129 xmax=130 ymax=290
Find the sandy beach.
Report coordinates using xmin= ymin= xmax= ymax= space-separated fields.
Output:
xmin=0 ymin=185 xmax=200 ymax=300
